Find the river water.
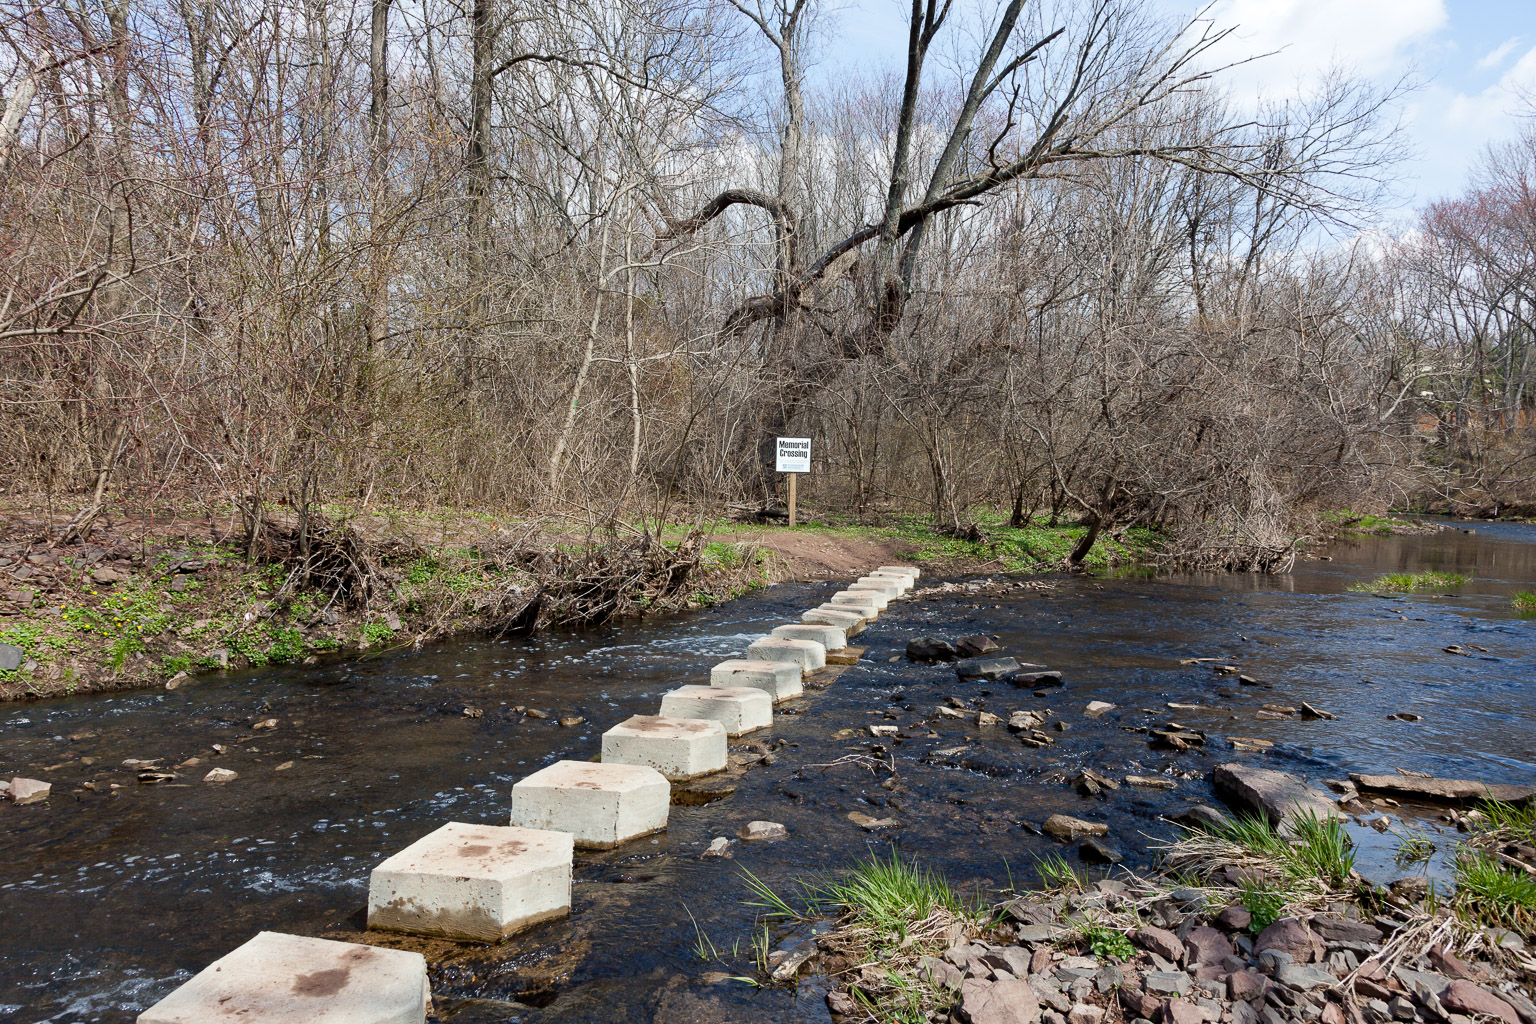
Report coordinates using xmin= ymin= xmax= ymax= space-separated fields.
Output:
xmin=1 ymin=521 xmax=1533 ymax=1023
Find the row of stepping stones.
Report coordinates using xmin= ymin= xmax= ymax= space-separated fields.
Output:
xmin=136 ymin=567 xmax=920 ymax=1023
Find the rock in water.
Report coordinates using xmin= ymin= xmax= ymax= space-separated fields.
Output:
xmin=203 ymin=768 xmax=238 ymax=784
xmin=1348 ymin=772 xmax=1535 ymax=804
xmin=906 ymin=637 xmax=956 ymax=661
xmin=1212 ymin=762 xmax=1341 ymax=832
xmin=1079 ymin=838 xmax=1122 ymax=864
xmin=955 ymin=635 xmax=1000 ymax=658
xmin=956 ymin=656 xmax=1022 ymax=680
xmin=1042 ymin=814 xmax=1109 ymax=838
xmin=6 ymin=777 xmax=50 ymax=805
xmin=739 ymin=820 xmax=787 ymax=841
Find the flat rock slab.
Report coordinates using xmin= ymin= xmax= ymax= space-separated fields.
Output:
xmin=602 ymin=715 xmax=727 ymax=780
xmin=829 ymin=588 xmax=888 ymax=610
xmin=771 ymin=623 xmax=847 ymax=650
xmin=746 ymin=637 xmax=826 ymax=672
xmin=957 ymin=656 xmax=1021 ymax=680
xmin=801 ymin=606 xmax=865 ymax=634
xmin=1349 ymin=773 xmax=1535 ymax=804
xmin=1213 ymin=762 xmax=1342 ymax=832
xmin=660 ymin=685 xmax=773 ymax=737
xmin=511 ymin=760 xmax=670 ymax=849
xmin=137 ymin=930 xmax=429 ymax=1024
xmin=710 ymin=659 xmax=803 ymax=701
xmin=368 ymin=822 xmax=572 ymax=941
xmin=6 ymin=777 xmax=50 ymax=805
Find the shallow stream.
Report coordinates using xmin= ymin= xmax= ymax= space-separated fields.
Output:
xmin=1 ymin=521 xmax=1533 ymax=1023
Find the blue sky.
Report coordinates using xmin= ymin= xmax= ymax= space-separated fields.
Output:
xmin=818 ymin=0 xmax=1536 ymax=222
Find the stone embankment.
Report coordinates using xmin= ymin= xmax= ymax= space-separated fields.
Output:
xmin=114 ymin=567 xmax=921 ymax=1022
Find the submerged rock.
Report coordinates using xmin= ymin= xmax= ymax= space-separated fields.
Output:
xmin=907 ymin=637 xmax=957 ymax=661
xmin=956 ymin=635 xmax=1001 ymax=658
xmin=1348 ymin=772 xmax=1535 ymax=804
xmin=1042 ymin=814 xmax=1108 ymax=839
xmin=957 ymin=656 xmax=1022 ymax=680
xmin=5 ymin=777 xmax=50 ymax=805
xmin=739 ymin=820 xmax=786 ymax=841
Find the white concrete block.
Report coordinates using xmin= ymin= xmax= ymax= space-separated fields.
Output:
xmin=771 ymin=623 xmax=847 ymax=650
xmin=510 ymin=760 xmax=670 ymax=849
xmin=137 ymin=931 xmax=428 ymax=1024
xmin=831 ymin=588 xmax=889 ymax=610
xmin=367 ymin=821 xmax=572 ymax=941
xmin=801 ymin=606 xmax=865 ymax=634
xmin=849 ymin=579 xmax=902 ymax=599
xmin=860 ymin=573 xmax=911 ymax=593
xmin=660 ymin=685 xmax=773 ymax=736
xmin=710 ymin=659 xmax=804 ymax=701
xmin=601 ymin=715 xmax=727 ymax=780
xmin=746 ymin=636 xmax=826 ymax=671
xmin=878 ymin=564 xmax=920 ymax=577
xmin=869 ymin=569 xmax=917 ymax=584
xmin=824 ymin=594 xmax=880 ymax=618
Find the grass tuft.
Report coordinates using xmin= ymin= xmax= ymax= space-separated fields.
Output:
xmin=1348 ymin=570 xmax=1470 ymax=593
xmin=1513 ymin=592 xmax=1536 ymax=617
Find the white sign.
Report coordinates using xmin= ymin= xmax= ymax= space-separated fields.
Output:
xmin=775 ymin=436 xmax=811 ymax=473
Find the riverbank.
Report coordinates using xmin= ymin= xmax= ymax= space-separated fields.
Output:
xmin=0 ymin=499 xmax=1163 ymax=702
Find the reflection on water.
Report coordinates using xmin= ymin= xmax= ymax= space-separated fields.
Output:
xmin=0 ymin=521 xmax=1532 ymax=1022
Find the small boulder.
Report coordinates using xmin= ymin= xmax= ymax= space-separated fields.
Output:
xmin=957 ymin=656 xmax=1023 ymax=680
xmin=1008 ymin=670 xmax=1064 ymax=688
xmin=1255 ymin=917 xmax=1323 ymax=964
xmin=1440 ymin=981 xmax=1521 ymax=1024
xmin=1084 ymin=701 xmax=1115 ymax=717
xmin=6 ymin=777 xmax=50 ymax=805
xmin=956 ymin=635 xmax=1001 ymax=658
xmin=1042 ymin=814 xmax=1108 ymax=839
xmin=959 ymin=976 xmax=1040 ymax=1024
xmin=908 ymin=637 xmax=957 ymax=662
xmin=1215 ymin=905 xmax=1252 ymax=932
xmin=91 ymin=566 xmax=126 ymax=584
xmin=0 ymin=643 xmax=23 ymax=672
xmin=739 ymin=820 xmax=787 ymax=841
xmin=702 ymin=837 xmax=733 ymax=858
xmin=1182 ymin=925 xmax=1233 ymax=965
xmin=203 ymin=768 xmax=238 ymax=784
xmin=1132 ymin=926 xmax=1185 ymax=964
xmin=1212 ymin=762 xmax=1341 ymax=833
xmin=1275 ymin=964 xmax=1338 ymax=992
xmin=1161 ymin=998 xmax=1205 ymax=1024
xmin=1079 ymin=839 xmax=1122 ymax=864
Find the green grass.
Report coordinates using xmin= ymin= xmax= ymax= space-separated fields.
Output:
xmin=1474 ymin=799 xmax=1536 ymax=842
xmin=1238 ymin=882 xmax=1285 ymax=933
xmin=1348 ymin=571 xmax=1470 ymax=593
xmin=1453 ymin=852 xmax=1536 ymax=930
xmin=813 ymin=850 xmax=966 ymax=938
xmin=1513 ymin=592 xmax=1536 ymax=617
xmin=61 ymin=578 xmax=179 ymax=670
xmin=1034 ymin=852 xmax=1092 ymax=892
xmin=1393 ymin=829 xmax=1437 ymax=866
xmin=1215 ymin=811 xmax=1356 ymax=888
xmin=1320 ymin=510 xmax=1419 ymax=536
xmin=1081 ymin=921 xmax=1134 ymax=962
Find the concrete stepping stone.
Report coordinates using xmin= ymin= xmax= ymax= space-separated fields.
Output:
xmin=831 ymin=588 xmax=889 ymax=610
xmin=801 ymin=606 xmax=865 ymax=634
xmin=367 ymin=821 xmax=573 ymax=941
xmin=868 ymin=569 xmax=916 ymax=585
xmin=858 ymin=574 xmax=910 ymax=593
xmin=746 ymin=636 xmax=826 ymax=671
xmin=601 ymin=715 xmax=727 ymax=781
xmin=771 ymin=623 xmax=847 ymax=650
xmin=849 ymin=579 xmax=902 ymax=599
xmin=511 ymin=760 xmax=670 ymax=848
xmin=710 ymin=659 xmax=804 ymax=701
xmin=661 ymin=684 xmax=772 ymax=736
xmin=823 ymin=595 xmax=880 ymax=619
xmin=878 ymin=564 xmax=920 ymax=577
xmin=137 ymin=930 xmax=429 ymax=1024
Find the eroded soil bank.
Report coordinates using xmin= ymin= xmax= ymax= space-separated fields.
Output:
xmin=0 ymin=521 xmax=1532 ymax=1022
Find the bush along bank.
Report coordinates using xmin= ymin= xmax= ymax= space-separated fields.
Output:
xmin=728 ymin=802 xmax=1535 ymax=1024
xmin=0 ymin=514 xmax=774 ymax=701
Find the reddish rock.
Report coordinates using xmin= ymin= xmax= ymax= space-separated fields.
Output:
xmin=1120 ymin=986 xmax=1162 ymax=1019
xmin=1030 ymin=947 xmax=1052 ymax=975
xmin=1215 ymin=905 xmax=1252 ymax=932
xmin=1440 ymin=981 xmax=1521 ymax=1024
xmin=1227 ymin=971 xmax=1268 ymax=1002
xmin=1132 ymin=926 xmax=1186 ymax=964
xmin=1183 ymin=925 xmax=1234 ymax=966
xmin=1321 ymin=1002 xmax=1346 ymax=1024
xmin=5 ymin=777 xmax=50 ymax=805
xmin=959 ymin=977 xmax=1041 ymax=1024
xmin=1427 ymin=944 xmax=1477 ymax=980
xmin=1161 ymin=998 xmax=1206 ymax=1024
xmin=1254 ymin=917 xmax=1322 ymax=964
xmin=827 ymin=990 xmax=856 ymax=1016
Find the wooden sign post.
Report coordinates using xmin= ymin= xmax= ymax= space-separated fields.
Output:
xmin=775 ymin=437 xmax=811 ymax=527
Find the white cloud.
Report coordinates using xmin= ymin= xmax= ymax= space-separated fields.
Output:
xmin=1193 ymin=0 xmax=1446 ymax=100
xmin=1476 ymin=35 xmax=1522 ymax=71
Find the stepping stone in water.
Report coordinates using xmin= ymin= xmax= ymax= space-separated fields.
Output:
xmin=601 ymin=715 xmax=727 ymax=781
xmin=801 ymin=606 xmax=865 ymax=634
xmin=660 ymin=685 xmax=773 ymax=736
xmin=137 ymin=931 xmax=429 ymax=1024
xmin=771 ymin=623 xmax=847 ymax=650
xmin=511 ymin=760 xmax=670 ymax=849
xmin=367 ymin=821 xmax=573 ymax=941
xmin=710 ymin=659 xmax=803 ymax=701
xmin=854 ymin=576 xmax=905 ymax=596
xmin=878 ymin=564 xmax=920 ymax=577
xmin=845 ymin=582 xmax=898 ymax=603
xmin=828 ymin=589 xmax=887 ymax=611
xmin=746 ymin=636 xmax=826 ymax=671
xmin=868 ymin=569 xmax=917 ymax=587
